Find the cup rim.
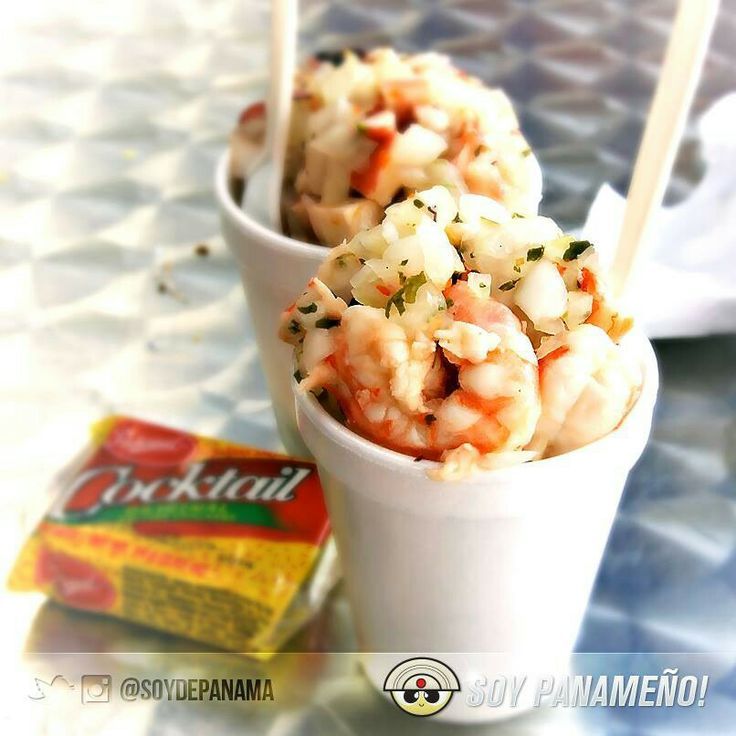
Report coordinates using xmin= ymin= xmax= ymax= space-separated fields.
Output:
xmin=215 ymin=150 xmax=327 ymax=260
xmin=294 ymin=329 xmax=658 ymax=483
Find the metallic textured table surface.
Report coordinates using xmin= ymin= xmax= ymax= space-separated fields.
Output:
xmin=1 ymin=1 xmax=735 ymax=734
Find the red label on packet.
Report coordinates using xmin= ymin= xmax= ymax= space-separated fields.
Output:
xmin=9 ymin=416 xmax=335 ymax=656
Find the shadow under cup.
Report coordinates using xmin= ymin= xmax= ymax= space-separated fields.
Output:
xmin=216 ymin=152 xmax=328 ymax=457
xmin=294 ymin=331 xmax=658 ymax=722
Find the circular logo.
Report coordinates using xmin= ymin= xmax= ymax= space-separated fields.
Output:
xmin=105 ymin=419 xmax=197 ymax=467
xmin=383 ymin=657 xmax=460 ymax=717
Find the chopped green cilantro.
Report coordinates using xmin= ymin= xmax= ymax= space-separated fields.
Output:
xmin=385 ymin=272 xmax=427 ymax=317
xmin=315 ymin=317 xmax=341 ymax=329
xmin=563 ymin=240 xmax=593 ymax=261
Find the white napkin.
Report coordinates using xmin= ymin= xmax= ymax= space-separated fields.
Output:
xmin=582 ymin=93 xmax=736 ymax=339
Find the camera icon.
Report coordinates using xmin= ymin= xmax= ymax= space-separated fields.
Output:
xmin=81 ymin=674 xmax=111 ymax=704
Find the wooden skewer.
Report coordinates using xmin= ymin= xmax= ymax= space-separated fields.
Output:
xmin=610 ymin=0 xmax=719 ymax=298
xmin=265 ymin=0 xmax=298 ymax=232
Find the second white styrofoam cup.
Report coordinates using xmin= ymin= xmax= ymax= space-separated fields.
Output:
xmin=216 ymin=152 xmax=327 ymax=457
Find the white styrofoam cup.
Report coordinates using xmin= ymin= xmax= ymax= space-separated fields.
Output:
xmin=216 ymin=152 xmax=327 ymax=456
xmin=294 ymin=331 xmax=658 ymax=722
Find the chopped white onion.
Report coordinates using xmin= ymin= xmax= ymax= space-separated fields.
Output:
xmin=513 ymin=259 xmax=568 ymax=328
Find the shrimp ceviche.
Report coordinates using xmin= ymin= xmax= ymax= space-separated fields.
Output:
xmin=231 ymin=48 xmax=541 ymax=247
xmin=279 ymin=186 xmax=641 ymax=480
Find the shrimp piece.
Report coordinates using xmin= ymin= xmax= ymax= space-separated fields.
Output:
xmin=442 ymin=279 xmax=536 ymax=360
xmin=328 ymin=305 xmax=437 ymax=455
xmin=529 ymin=324 xmax=641 ymax=457
xmin=429 ymin=281 xmax=541 ymax=462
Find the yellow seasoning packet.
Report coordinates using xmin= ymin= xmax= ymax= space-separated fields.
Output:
xmin=8 ymin=416 xmax=337 ymax=657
